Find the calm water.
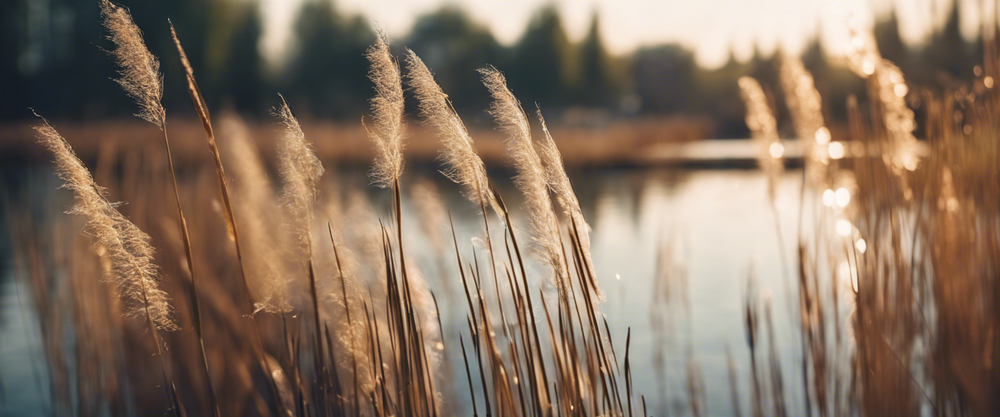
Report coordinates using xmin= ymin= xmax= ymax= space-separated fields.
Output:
xmin=1 ymin=166 xmax=809 ymax=416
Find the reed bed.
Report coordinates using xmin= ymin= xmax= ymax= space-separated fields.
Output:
xmin=736 ymin=9 xmax=1000 ymax=417
xmin=4 ymin=2 xmax=1000 ymax=416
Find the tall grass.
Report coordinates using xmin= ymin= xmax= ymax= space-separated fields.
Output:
xmin=738 ymin=9 xmax=1000 ymax=417
xmin=8 ymin=3 xmax=1000 ymax=417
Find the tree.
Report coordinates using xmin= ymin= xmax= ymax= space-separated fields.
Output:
xmin=576 ymin=12 xmax=616 ymax=107
xmin=508 ymin=5 xmax=573 ymax=108
xmin=218 ymin=2 xmax=266 ymax=115
xmin=873 ymin=7 xmax=907 ymax=68
xmin=632 ymin=44 xmax=696 ymax=114
xmin=286 ymin=0 xmax=374 ymax=119
xmin=406 ymin=6 xmax=503 ymax=121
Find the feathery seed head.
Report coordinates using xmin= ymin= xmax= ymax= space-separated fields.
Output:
xmin=536 ymin=108 xmax=604 ymax=300
xmin=779 ymin=56 xmax=830 ymax=187
xmin=365 ymin=31 xmax=405 ymax=188
xmin=739 ymin=76 xmax=784 ymax=201
xmin=479 ymin=66 xmax=567 ymax=293
xmin=100 ymin=0 xmax=165 ymax=128
xmin=274 ymin=95 xmax=325 ymax=253
xmin=221 ymin=113 xmax=294 ymax=314
xmin=405 ymin=50 xmax=500 ymax=216
xmin=35 ymin=114 xmax=176 ymax=330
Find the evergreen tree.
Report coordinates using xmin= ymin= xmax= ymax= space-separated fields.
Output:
xmin=287 ymin=0 xmax=374 ymax=118
xmin=508 ymin=5 xmax=573 ymax=108
xmin=576 ymin=12 xmax=615 ymax=107
xmin=219 ymin=2 xmax=266 ymax=115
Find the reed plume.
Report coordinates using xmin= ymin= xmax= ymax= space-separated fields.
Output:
xmin=221 ymin=113 xmax=292 ymax=314
xmin=404 ymin=50 xmax=499 ymax=216
xmin=846 ymin=8 xmax=919 ymax=174
xmin=99 ymin=0 xmax=164 ymax=128
xmin=535 ymin=108 xmax=603 ymax=299
xmin=870 ymin=62 xmax=919 ymax=173
xmin=779 ymin=56 xmax=831 ymax=184
xmin=34 ymin=115 xmax=176 ymax=331
xmin=273 ymin=95 xmax=330 ymax=391
xmin=102 ymin=7 xmax=218 ymax=413
xmin=479 ymin=66 xmax=566 ymax=293
xmin=738 ymin=76 xmax=784 ymax=202
xmin=275 ymin=95 xmax=324 ymax=255
xmin=365 ymin=31 xmax=405 ymax=188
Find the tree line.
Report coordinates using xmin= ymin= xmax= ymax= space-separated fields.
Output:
xmin=0 ymin=0 xmax=986 ymax=137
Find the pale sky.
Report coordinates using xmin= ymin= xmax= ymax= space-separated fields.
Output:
xmin=260 ymin=0 xmax=988 ymax=69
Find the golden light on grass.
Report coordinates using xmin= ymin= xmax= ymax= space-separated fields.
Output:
xmin=35 ymin=114 xmax=177 ymax=331
xmin=14 ymin=2 xmax=1000 ymax=416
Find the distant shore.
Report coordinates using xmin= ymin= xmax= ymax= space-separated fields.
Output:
xmin=1 ymin=116 xmax=711 ymax=167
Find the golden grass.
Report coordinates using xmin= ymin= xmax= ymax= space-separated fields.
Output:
xmin=9 ymin=3 xmax=1000 ymax=417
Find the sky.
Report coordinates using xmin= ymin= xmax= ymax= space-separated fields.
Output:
xmin=260 ymin=0 xmax=988 ymax=69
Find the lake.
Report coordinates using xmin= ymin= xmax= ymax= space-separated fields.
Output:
xmin=1 ymin=164 xmax=812 ymax=416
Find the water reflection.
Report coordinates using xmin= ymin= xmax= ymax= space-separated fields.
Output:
xmin=1 ymin=166 xmax=808 ymax=416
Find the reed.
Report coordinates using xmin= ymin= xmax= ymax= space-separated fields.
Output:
xmin=13 ymin=3 xmax=1000 ymax=416
xmin=404 ymin=50 xmax=499 ymax=217
xmin=100 ymin=2 xmax=219 ymax=413
xmin=365 ymin=31 xmax=405 ymax=190
xmin=479 ymin=66 xmax=567 ymax=296
xmin=34 ymin=115 xmax=175 ymax=331
xmin=33 ymin=114 xmax=184 ymax=415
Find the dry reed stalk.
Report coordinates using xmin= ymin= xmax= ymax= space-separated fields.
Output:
xmin=479 ymin=66 xmax=566 ymax=295
xmin=100 ymin=4 xmax=218 ymax=413
xmin=169 ymin=22 xmax=287 ymax=412
xmin=404 ymin=50 xmax=499 ymax=217
xmin=778 ymin=56 xmax=834 ymax=417
xmin=168 ymin=22 xmax=256 ymax=311
xmin=34 ymin=115 xmax=186 ymax=415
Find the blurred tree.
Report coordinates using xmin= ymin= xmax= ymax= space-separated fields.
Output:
xmin=874 ymin=8 xmax=908 ymax=68
xmin=406 ymin=6 xmax=503 ymax=122
xmin=217 ymin=2 xmax=267 ymax=116
xmin=632 ymin=44 xmax=696 ymax=114
xmin=286 ymin=0 xmax=374 ymax=119
xmin=0 ymin=0 xmax=20 ymax=118
xmin=508 ymin=5 xmax=573 ymax=109
xmin=8 ymin=0 xmax=118 ymax=120
xmin=698 ymin=52 xmax=750 ymax=137
xmin=575 ymin=12 xmax=616 ymax=107
xmin=923 ymin=0 xmax=976 ymax=80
